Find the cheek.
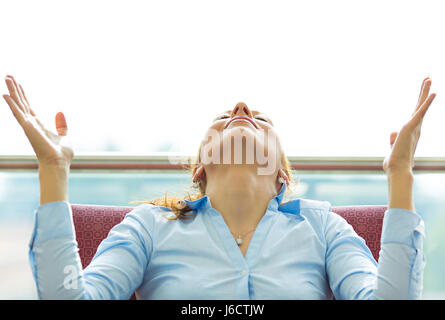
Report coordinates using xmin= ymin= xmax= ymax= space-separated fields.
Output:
xmin=201 ymin=125 xmax=223 ymax=148
xmin=255 ymin=128 xmax=282 ymax=156
xmin=199 ymin=124 xmax=224 ymax=162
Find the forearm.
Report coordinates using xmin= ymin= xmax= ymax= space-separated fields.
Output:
xmin=372 ymin=207 xmax=425 ymax=300
xmin=387 ymin=170 xmax=414 ymax=212
xmin=372 ymin=171 xmax=425 ymax=299
xmin=325 ymin=207 xmax=424 ymax=300
xmin=29 ymin=202 xmax=151 ymax=300
xmin=29 ymin=201 xmax=86 ymax=299
xmin=39 ymin=164 xmax=70 ymax=205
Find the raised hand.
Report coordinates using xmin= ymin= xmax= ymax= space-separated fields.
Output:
xmin=2 ymin=75 xmax=74 ymax=168
xmin=383 ymin=77 xmax=436 ymax=175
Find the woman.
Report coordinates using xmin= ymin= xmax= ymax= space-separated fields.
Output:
xmin=3 ymin=75 xmax=435 ymax=299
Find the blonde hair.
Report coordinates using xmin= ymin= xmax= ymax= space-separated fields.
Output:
xmin=130 ymin=144 xmax=296 ymax=220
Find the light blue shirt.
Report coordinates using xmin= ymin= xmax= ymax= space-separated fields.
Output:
xmin=28 ymin=184 xmax=426 ymax=299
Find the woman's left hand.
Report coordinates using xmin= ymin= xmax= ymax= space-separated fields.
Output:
xmin=383 ymin=77 xmax=436 ymax=175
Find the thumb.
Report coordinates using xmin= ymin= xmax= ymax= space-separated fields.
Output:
xmin=389 ymin=131 xmax=398 ymax=148
xmin=55 ymin=111 xmax=68 ymax=136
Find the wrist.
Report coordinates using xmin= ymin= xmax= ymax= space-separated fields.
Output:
xmin=387 ymin=170 xmax=414 ymax=212
xmin=38 ymin=165 xmax=70 ymax=205
xmin=38 ymin=163 xmax=70 ymax=172
xmin=387 ymin=169 xmax=414 ymax=182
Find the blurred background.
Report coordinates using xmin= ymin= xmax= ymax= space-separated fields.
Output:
xmin=1 ymin=0 xmax=444 ymax=299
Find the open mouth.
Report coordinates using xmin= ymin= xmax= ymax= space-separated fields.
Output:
xmin=224 ymin=116 xmax=259 ymax=129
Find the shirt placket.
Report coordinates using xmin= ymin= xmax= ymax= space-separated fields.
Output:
xmin=206 ymin=207 xmax=275 ymax=300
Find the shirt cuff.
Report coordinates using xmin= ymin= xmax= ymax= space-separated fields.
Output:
xmin=28 ymin=201 xmax=76 ymax=248
xmin=381 ymin=208 xmax=425 ymax=248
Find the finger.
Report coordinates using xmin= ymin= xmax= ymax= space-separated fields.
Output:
xmin=18 ymin=84 xmax=37 ymax=116
xmin=412 ymin=93 xmax=436 ymax=125
xmin=55 ymin=112 xmax=68 ymax=136
xmin=5 ymin=76 xmax=25 ymax=113
xmin=416 ymin=77 xmax=428 ymax=104
xmin=415 ymin=78 xmax=431 ymax=114
xmin=17 ymin=83 xmax=30 ymax=105
xmin=7 ymin=75 xmax=28 ymax=112
xmin=3 ymin=94 xmax=26 ymax=125
xmin=14 ymin=80 xmax=32 ymax=114
xmin=390 ymin=131 xmax=398 ymax=148
xmin=9 ymin=78 xmax=45 ymax=130
xmin=14 ymin=80 xmax=45 ymax=130
xmin=10 ymin=76 xmax=27 ymax=103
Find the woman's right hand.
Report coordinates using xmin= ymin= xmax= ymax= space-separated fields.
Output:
xmin=3 ymin=75 xmax=74 ymax=168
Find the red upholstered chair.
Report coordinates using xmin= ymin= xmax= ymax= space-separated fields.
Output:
xmin=72 ymin=204 xmax=137 ymax=300
xmin=332 ymin=205 xmax=386 ymax=262
xmin=71 ymin=203 xmax=387 ymax=299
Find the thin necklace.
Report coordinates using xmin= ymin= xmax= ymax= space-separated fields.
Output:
xmin=230 ymin=228 xmax=256 ymax=246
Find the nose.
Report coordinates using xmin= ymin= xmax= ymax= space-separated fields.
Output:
xmin=231 ymin=102 xmax=253 ymax=118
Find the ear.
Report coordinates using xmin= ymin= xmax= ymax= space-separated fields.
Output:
xmin=279 ymin=168 xmax=290 ymax=186
xmin=192 ymin=165 xmax=204 ymax=182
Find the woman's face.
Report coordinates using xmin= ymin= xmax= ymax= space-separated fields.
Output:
xmin=199 ymin=102 xmax=283 ymax=177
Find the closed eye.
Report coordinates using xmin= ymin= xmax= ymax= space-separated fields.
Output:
xmin=254 ymin=116 xmax=270 ymax=123
xmin=214 ymin=114 xmax=230 ymax=121
xmin=214 ymin=114 xmax=271 ymax=125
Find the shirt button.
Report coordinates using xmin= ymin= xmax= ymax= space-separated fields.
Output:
xmin=241 ymin=270 xmax=247 ymax=276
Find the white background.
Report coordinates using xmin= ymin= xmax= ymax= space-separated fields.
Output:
xmin=1 ymin=0 xmax=444 ymax=157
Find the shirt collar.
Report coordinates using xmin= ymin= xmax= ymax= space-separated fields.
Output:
xmin=183 ymin=182 xmax=291 ymax=214
xmin=183 ymin=194 xmax=212 ymax=212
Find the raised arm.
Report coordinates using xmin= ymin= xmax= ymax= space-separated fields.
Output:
xmin=3 ymin=75 xmax=151 ymax=299
xmin=3 ymin=75 xmax=73 ymax=204
xmin=327 ymin=77 xmax=435 ymax=300
xmin=383 ymin=77 xmax=436 ymax=210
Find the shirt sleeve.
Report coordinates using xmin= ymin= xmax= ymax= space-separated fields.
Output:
xmin=325 ymin=208 xmax=426 ymax=300
xmin=28 ymin=201 xmax=153 ymax=300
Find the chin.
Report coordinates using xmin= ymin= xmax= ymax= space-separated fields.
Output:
xmin=201 ymin=124 xmax=281 ymax=170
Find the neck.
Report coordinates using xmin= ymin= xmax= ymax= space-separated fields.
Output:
xmin=204 ymin=165 xmax=280 ymax=234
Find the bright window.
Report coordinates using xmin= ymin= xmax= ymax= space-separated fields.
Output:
xmin=1 ymin=0 xmax=445 ymax=157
